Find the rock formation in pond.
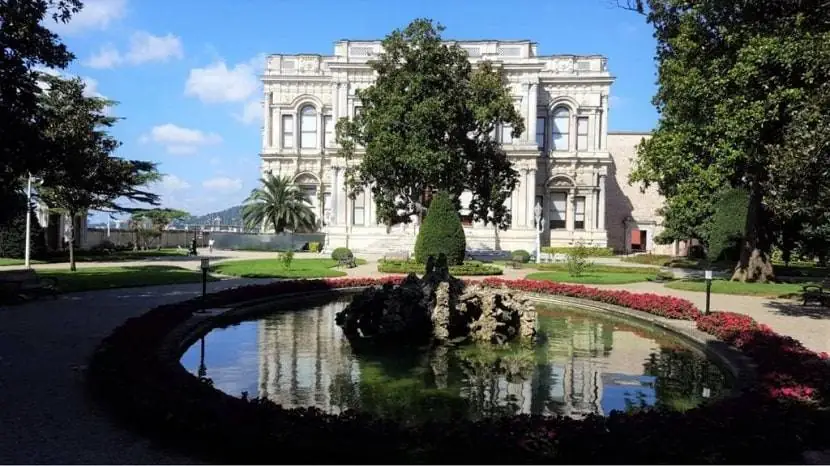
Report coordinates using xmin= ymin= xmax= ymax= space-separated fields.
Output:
xmin=334 ymin=254 xmax=537 ymax=346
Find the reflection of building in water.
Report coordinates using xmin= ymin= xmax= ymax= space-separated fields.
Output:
xmin=256 ymin=300 xmax=360 ymax=413
xmin=537 ymin=318 xmax=657 ymax=419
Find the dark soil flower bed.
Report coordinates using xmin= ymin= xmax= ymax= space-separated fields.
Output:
xmin=87 ymin=277 xmax=830 ymax=464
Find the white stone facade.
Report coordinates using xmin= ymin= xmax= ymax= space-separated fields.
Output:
xmin=259 ymin=39 xmax=672 ymax=255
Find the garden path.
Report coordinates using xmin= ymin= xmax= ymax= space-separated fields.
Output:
xmin=0 ymin=278 xmax=275 ymax=464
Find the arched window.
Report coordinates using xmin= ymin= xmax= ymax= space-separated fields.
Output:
xmin=551 ymin=107 xmax=570 ymax=151
xmin=299 ymin=105 xmax=317 ymax=149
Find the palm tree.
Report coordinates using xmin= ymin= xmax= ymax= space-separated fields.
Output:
xmin=242 ymin=174 xmax=317 ymax=233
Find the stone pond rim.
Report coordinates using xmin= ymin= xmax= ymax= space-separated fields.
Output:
xmin=85 ymin=280 xmax=768 ymax=464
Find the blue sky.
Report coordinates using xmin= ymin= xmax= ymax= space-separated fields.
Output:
xmin=48 ymin=0 xmax=658 ymax=221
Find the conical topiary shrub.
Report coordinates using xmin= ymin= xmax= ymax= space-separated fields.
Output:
xmin=414 ymin=191 xmax=466 ymax=265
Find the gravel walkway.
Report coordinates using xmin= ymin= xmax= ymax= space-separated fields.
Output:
xmin=0 ymin=278 xmax=274 ymax=464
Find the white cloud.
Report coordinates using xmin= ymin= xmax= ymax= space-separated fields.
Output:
xmin=141 ymin=123 xmax=222 ymax=155
xmin=202 ymin=177 xmax=243 ymax=193
xmin=185 ymin=57 xmax=261 ymax=103
xmin=234 ymin=99 xmax=262 ymax=125
xmin=84 ymin=32 xmax=184 ymax=69
xmin=160 ymin=174 xmax=191 ymax=191
xmin=49 ymin=0 xmax=127 ymax=35
xmin=85 ymin=44 xmax=123 ymax=69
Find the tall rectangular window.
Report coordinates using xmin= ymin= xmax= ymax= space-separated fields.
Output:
xmin=282 ymin=115 xmax=293 ymax=148
xmin=500 ymin=124 xmax=513 ymax=144
xmin=574 ymin=196 xmax=586 ymax=230
xmin=551 ymin=108 xmax=570 ymax=151
xmin=352 ymin=190 xmax=365 ymax=225
xmin=549 ymin=192 xmax=567 ymax=229
xmin=576 ymin=117 xmax=589 ymax=151
xmin=536 ymin=116 xmax=546 ymax=150
xmin=323 ymin=115 xmax=333 ymax=147
xmin=300 ymin=106 xmax=317 ymax=149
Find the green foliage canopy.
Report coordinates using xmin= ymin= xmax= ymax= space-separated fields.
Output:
xmin=627 ymin=0 xmax=830 ymax=280
xmin=336 ymin=19 xmax=524 ymax=229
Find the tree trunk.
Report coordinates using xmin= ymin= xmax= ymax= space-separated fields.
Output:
xmin=731 ymin=183 xmax=774 ymax=282
xmin=494 ymin=225 xmax=501 ymax=251
xmin=68 ymin=212 xmax=76 ymax=272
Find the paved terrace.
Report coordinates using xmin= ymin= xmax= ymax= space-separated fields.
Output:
xmin=0 ymin=250 xmax=828 ymax=463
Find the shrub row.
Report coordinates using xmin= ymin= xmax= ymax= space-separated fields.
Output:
xmin=377 ymin=260 xmax=503 ymax=276
xmin=87 ymin=277 xmax=830 ymax=464
xmin=541 ymin=246 xmax=615 ymax=256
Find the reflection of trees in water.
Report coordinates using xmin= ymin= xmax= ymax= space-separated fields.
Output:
xmin=643 ymin=348 xmax=731 ymax=412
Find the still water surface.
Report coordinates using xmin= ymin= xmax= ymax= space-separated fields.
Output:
xmin=181 ymin=297 xmax=730 ymax=422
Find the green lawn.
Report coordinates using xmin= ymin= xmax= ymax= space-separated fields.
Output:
xmin=39 ymin=265 xmax=214 ymax=293
xmin=525 ymin=271 xmax=654 ymax=285
xmin=212 ymin=258 xmax=364 ymax=279
xmin=45 ymin=248 xmax=189 ymax=263
xmin=0 ymin=258 xmax=46 ymax=266
xmin=664 ymin=279 xmax=814 ymax=298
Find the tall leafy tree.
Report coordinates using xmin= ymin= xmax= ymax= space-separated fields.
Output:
xmin=131 ymin=208 xmax=190 ymax=250
xmin=621 ymin=0 xmax=830 ymax=281
xmin=0 ymin=0 xmax=83 ymax=223
xmin=37 ymin=75 xmax=160 ymax=271
xmin=241 ymin=174 xmax=317 ymax=234
xmin=336 ymin=18 xmax=524 ymax=229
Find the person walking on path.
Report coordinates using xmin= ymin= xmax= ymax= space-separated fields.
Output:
xmin=208 ymin=238 xmax=215 ymax=253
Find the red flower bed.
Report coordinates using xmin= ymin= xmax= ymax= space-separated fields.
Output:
xmin=481 ymin=277 xmax=701 ymax=320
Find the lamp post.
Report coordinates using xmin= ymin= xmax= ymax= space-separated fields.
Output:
xmin=533 ymin=201 xmax=543 ymax=265
xmin=24 ymin=174 xmax=34 ymax=269
xmin=704 ymin=269 xmax=713 ymax=315
xmin=199 ymin=257 xmax=210 ymax=312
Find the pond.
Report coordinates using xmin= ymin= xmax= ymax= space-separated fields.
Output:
xmin=181 ymin=296 xmax=731 ymax=423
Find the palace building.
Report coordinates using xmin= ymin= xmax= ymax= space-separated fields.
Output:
xmin=259 ymin=39 xmax=683 ymax=256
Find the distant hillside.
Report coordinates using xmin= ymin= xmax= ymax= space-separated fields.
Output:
xmin=171 ymin=205 xmax=244 ymax=228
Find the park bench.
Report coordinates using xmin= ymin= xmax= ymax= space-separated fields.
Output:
xmin=337 ymin=253 xmax=357 ymax=269
xmin=0 ymin=269 xmax=58 ymax=302
xmin=802 ymin=277 xmax=830 ymax=307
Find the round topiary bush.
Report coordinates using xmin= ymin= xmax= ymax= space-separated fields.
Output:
xmin=511 ymin=249 xmax=530 ymax=263
xmin=331 ymin=247 xmax=353 ymax=261
xmin=414 ymin=192 xmax=466 ymax=265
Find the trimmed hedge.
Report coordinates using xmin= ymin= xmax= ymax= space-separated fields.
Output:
xmin=511 ymin=249 xmax=531 ymax=263
xmin=331 ymin=247 xmax=353 ymax=261
xmin=541 ymin=246 xmax=615 ymax=257
xmin=378 ymin=259 xmax=503 ymax=276
xmin=414 ymin=192 xmax=466 ymax=265
xmin=87 ymin=277 xmax=830 ymax=465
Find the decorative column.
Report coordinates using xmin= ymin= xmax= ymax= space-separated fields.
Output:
xmin=274 ymin=110 xmax=282 ymax=149
xmin=566 ymin=188 xmax=575 ymax=231
xmin=592 ymin=110 xmax=600 ymax=151
xmin=586 ymin=190 xmax=595 ymax=232
xmin=331 ymin=166 xmax=340 ymax=225
xmin=367 ymin=184 xmax=375 ymax=226
xmin=511 ymin=188 xmax=520 ymax=229
xmin=600 ymin=94 xmax=609 ymax=150
xmin=262 ymin=92 xmax=271 ymax=148
xmin=527 ymin=82 xmax=538 ymax=143
xmin=339 ymin=82 xmax=348 ymax=119
xmin=525 ymin=168 xmax=536 ymax=228
xmin=598 ymin=174 xmax=607 ymax=230
xmin=331 ymin=82 xmax=340 ymax=120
